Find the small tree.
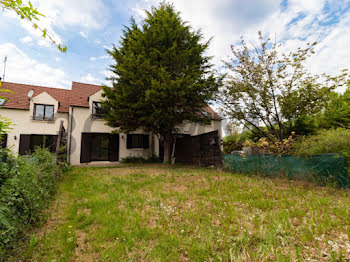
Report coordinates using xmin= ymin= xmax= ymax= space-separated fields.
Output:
xmin=219 ymin=32 xmax=347 ymax=143
xmin=102 ymin=3 xmax=221 ymax=163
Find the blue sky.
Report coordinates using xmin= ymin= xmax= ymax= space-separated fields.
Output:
xmin=0 ymin=0 xmax=350 ymax=90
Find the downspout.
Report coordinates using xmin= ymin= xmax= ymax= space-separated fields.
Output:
xmin=67 ymin=105 xmax=74 ymax=164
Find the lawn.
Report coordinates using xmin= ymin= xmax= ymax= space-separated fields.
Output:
xmin=20 ymin=164 xmax=350 ymax=261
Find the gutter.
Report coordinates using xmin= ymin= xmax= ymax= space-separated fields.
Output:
xmin=67 ymin=105 xmax=74 ymax=164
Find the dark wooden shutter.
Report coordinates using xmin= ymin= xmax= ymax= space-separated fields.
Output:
xmin=126 ymin=134 xmax=132 ymax=149
xmin=1 ymin=134 xmax=7 ymax=149
xmin=19 ymin=135 xmax=31 ymax=155
xmin=108 ymin=134 xmax=119 ymax=162
xmin=143 ymin=135 xmax=149 ymax=149
xmin=80 ymin=133 xmax=92 ymax=163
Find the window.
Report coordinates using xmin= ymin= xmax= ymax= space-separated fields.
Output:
xmin=30 ymin=135 xmax=57 ymax=153
xmin=90 ymin=134 xmax=109 ymax=161
xmin=19 ymin=134 xmax=57 ymax=155
xmin=34 ymin=104 xmax=54 ymax=120
xmin=92 ymin=102 xmax=103 ymax=118
xmin=127 ymin=134 xmax=149 ymax=149
xmin=80 ymin=133 xmax=119 ymax=163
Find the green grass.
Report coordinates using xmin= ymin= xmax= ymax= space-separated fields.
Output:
xmin=17 ymin=164 xmax=350 ymax=261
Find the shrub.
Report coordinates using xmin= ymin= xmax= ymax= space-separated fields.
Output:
xmin=0 ymin=147 xmax=63 ymax=257
xmin=292 ymin=128 xmax=350 ymax=160
xmin=244 ymin=133 xmax=296 ymax=156
xmin=121 ymin=155 xmax=161 ymax=164
xmin=223 ymin=131 xmax=251 ymax=153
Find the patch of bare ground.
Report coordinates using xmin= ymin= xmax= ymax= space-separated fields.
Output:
xmin=73 ymin=230 xmax=99 ymax=262
xmin=36 ymin=193 xmax=69 ymax=239
xmin=77 ymin=208 xmax=91 ymax=216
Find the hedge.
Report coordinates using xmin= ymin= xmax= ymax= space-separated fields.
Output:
xmin=0 ymin=147 xmax=66 ymax=258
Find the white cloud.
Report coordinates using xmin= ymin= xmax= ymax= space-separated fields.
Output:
xmin=133 ymin=0 xmax=350 ymax=77
xmin=20 ymin=36 xmax=33 ymax=44
xmin=133 ymin=0 xmax=281 ymax=68
xmin=90 ymin=55 xmax=109 ymax=61
xmin=80 ymin=31 xmax=88 ymax=38
xmin=80 ymin=73 xmax=103 ymax=85
xmin=3 ymin=0 xmax=109 ymax=49
xmin=0 ymin=43 xmax=70 ymax=89
xmin=30 ymin=0 xmax=109 ymax=29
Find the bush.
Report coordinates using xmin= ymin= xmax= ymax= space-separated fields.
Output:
xmin=223 ymin=131 xmax=251 ymax=153
xmin=0 ymin=147 xmax=63 ymax=257
xmin=121 ymin=155 xmax=161 ymax=163
xmin=292 ymin=128 xmax=350 ymax=160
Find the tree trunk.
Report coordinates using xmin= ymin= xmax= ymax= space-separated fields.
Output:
xmin=163 ymin=133 xmax=171 ymax=164
xmin=171 ymin=136 xmax=177 ymax=164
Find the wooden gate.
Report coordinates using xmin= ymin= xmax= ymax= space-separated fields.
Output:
xmin=175 ymin=131 xmax=222 ymax=166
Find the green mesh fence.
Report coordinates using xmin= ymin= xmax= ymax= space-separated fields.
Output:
xmin=222 ymin=153 xmax=349 ymax=188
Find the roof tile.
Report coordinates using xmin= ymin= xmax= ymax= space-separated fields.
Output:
xmin=0 ymin=81 xmax=221 ymax=120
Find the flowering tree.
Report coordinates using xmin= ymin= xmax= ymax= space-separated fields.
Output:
xmin=220 ymin=32 xmax=347 ymax=144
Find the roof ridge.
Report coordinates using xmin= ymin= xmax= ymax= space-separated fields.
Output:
xmin=72 ymin=81 xmax=104 ymax=87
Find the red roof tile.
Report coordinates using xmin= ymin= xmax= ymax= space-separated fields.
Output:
xmin=0 ymin=81 xmax=221 ymax=120
xmin=69 ymin=82 xmax=103 ymax=107
xmin=0 ymin=81 xmax=102 ymax=112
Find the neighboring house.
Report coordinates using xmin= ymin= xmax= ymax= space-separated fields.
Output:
xmin=0 ymin=81 xmax=222 ymax=165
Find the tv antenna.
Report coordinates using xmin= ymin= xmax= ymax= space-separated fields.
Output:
xmin=3 ymin=56 xmax=7 ymax=82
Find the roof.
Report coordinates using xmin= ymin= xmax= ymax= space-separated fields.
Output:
xmin=0 ymin=81 xmax=221 ymax=120
xmin=204 ymin=105 xmax=222 ymax=121
xmin=0 ymin=81 xmax=102 ymax=113
xmin=69 ymin=82 xmax=103 ymax=108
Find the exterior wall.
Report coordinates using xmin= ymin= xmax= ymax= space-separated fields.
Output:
xmin=0 ymin=88 xmax=222 ymax=165
xmin=177 ymin=120 xmax=222 ymax=138
xmin=69 ymin=90 xmax=151 ymax=165
xmin=0 ymin=92 xmax=69 ymax=154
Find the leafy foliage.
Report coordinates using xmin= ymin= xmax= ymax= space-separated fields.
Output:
xmin=0 ymin=148 xmax=63 ymax=258
xmin=320 ymin=85 xmax=350 ymax=129
xmin=121 ymin=155 xmax=161 ymax=164
xmin=244 ymin=133 xmax=295 ymax=156
xmin=222 ymin=132 xmax=250 ymax=153
xmin=102 ymin=3 xmax=222 ymax=163
xmin=0 ymin=116 xmax=11 ymax=142
xmin=219 ymin=32 xmax=347 ymax=143
xmin=292 ymin=128 xmax=350 ymax=161
xmin=0 ymin=0 xmax=66 ymax=52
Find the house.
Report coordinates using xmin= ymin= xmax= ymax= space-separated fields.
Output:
xmin=0 ymin=81 xmax=222 ymax=165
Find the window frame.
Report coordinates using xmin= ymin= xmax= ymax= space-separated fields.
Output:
xmin=33 ymin=104 xmax=55 ymax=121
xmin=92 ymin=101 xmax=103 ymax=118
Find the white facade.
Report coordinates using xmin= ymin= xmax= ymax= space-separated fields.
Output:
xmin=0 ymin=86 xmax=222 ymax=165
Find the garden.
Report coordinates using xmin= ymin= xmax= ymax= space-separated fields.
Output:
xmin=8 ymin=164 xmax=350 ymax=261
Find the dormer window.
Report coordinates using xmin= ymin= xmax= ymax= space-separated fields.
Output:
xmin=33 ymin=104 xmax=54 ymax=121
xmin=92 ymin=102 xmax=103 ymax=118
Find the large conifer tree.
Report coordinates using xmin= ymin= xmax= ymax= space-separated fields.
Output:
xmin=102 ymin=3 xmax=221 ymax=163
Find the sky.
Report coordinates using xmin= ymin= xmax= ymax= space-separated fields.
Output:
xmin=0 ymin=0 xmax=350 ymax=91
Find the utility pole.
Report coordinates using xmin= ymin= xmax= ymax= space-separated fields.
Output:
xmin=3 ymin=56 xmax=7 ymax=82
